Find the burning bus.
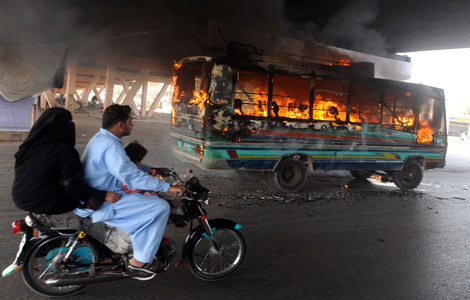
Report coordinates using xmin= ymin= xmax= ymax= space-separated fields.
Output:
xmin=170 ymin=48 xmax=447 ymax=192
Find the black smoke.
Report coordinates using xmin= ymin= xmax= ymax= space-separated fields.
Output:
xmin=284 ymin=0 xmax=390 ymax=56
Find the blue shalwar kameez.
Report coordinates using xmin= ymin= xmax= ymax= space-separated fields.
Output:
xmin=74 ymin=129 xmax=170 ymax=263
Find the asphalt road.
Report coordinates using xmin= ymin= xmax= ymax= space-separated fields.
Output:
xmin=0 ymin=116 xmax=469 ymax=300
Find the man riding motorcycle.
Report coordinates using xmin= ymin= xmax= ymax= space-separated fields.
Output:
xmin=75 ymin=104 xmax=185 ymax=278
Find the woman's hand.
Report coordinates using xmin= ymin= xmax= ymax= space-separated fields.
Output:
xmin=105 ymin=192 xmax=121 ymax=203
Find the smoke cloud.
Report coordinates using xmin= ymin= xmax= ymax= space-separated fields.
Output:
xmin=285 ymin=0 xmax=390 ymax=57
xmin=320 ymin=0 xmax=389 ymax=56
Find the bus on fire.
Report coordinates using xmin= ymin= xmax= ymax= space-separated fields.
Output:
xmin=170 ymin=54 xmax=447 ymax=192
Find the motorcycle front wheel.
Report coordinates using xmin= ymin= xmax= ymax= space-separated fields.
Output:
xmin=22 ymin=235 xmax=100 ymax=297
xmin=188 ymin=226 xmax=246 ymax=281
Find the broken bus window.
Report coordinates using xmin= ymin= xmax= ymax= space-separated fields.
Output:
xmin=349 ymin=83 xmax=381 ymax=123
xmin=313 ymin=78 xmax=349 ymax=122
xmin=382 ymin=89 xmax=416 ymax=131
xmin=271 ymin=74 xmax=311 ymax=119
xmin=234 ymin=70 xmax=269 ymax=117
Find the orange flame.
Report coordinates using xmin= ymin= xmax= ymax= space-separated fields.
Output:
xmin=173 ymin=60 xmax=182 ymax=70
xmin=417 ymin=122 xmax=434 ymax=143
xmin=171 ymin=107 xmax=176 ymax=125
xmin=172 ymin=83 xmax=180 ymax=103
xmin=200 ymin=144 xmax=204 ymax=157
xmin=253 ymin=87 xmax=268 ymax=117
xmin=231 ymin=81 xmax=421 ymax=131
xmin=235 ymin=86 xmax=310 ymax=119
xmin=396 ymin=115 xmax=415 ymax=127
xmin=312 ymin=95 xmax=346 ymax=121
xmin=338 ymin=58 xmax=351 ymax=66
xmin=253 ymin=100 xmax=268 ymax=117
xmin=234 ymin=87 xmax=268 ymax=117
xmin=370 ymin=175 xmax=382 ymax=181
xmin=189 ymin=90 xmax=208 ymax=110
xmin=272 ymin=93 xmax=309 ymax=119
xmin=172 ymin=61 xmax=180 ymax=103
xmin=349 ymin=104 xmax=380 ymax=123
xmin=324 ymin=57 xmax=351 ymax=66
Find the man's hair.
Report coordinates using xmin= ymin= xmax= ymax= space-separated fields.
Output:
xmin=102 ymin=104 xmax=131 ymax=129
xmin=125 ymin=141 xmax=147 ymax=163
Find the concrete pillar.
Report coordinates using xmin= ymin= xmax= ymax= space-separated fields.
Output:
xmin=65 ymin=64 xmax=77 ymax=112
xmin=104 ymin=65 xmax=115 ymax=109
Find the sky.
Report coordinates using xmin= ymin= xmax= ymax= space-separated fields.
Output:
xmin=402 ymin=49 xmax=470 ymax=116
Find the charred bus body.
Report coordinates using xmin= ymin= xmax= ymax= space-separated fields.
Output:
xmin=170 ymin=53 xmax=447 ymax=192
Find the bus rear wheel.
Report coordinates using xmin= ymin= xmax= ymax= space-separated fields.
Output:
xmin=392 ymin=160 xmax=424 ymax=190
xmin=267 ymin=158 xmax=307 ymax=193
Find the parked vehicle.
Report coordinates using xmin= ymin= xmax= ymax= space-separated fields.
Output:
xmin=170 ymin=47 xmax=447 ymax=192
xmin=2 ymin=170 xmax=246 ymax=297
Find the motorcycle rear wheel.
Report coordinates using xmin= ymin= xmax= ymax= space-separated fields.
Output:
xmin=188 ymin=226 xmax=246 ymax=281
xmin=22 ymin=235 xmax=100 ymax=297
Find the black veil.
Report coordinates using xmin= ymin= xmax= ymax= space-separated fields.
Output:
xmin=15 ymin=107 xmax=75 ymax=164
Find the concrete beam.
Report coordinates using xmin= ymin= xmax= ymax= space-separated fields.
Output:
xmin=147 ymin=83 xmax=168 ymax=117
xmin=42 ymin=90 xmax=58 ymax=108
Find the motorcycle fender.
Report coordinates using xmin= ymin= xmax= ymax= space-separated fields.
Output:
xmin=181 ymin=218 xmax=240 ymax=262
xmin=2 ymin=234 xmax=51 ymax=278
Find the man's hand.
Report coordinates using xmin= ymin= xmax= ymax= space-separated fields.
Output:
xmin=168 ymin=185 xmax=185 ymax=196
xmin=152 ymin=168 xmax=171 ymax=176
xmin=105 ymin=192 xmax=121 ymax=203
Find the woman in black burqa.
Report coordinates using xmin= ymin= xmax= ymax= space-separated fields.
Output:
xmin=12 ymin=107 xmax=119 ymax=214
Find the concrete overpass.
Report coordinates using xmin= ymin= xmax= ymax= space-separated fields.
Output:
xmin=0 ymin=0 xmax=468 ymax=125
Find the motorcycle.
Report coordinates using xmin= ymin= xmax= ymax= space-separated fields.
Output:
xmin=2 ymin=170 xmax=246 ymax=297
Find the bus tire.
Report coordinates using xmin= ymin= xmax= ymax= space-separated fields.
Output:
xmin=392 ymin=160 xmax=424 ymax=190
xmin=350 ymin=170 xmax=374 ymax=180
xmin=267 ymin=158 xmax=307 ymax=193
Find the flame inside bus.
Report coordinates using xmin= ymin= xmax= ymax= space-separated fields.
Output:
xmin=189 ymin=90 xmax=208 ymax=110
xmin=417 ymin=122 xmax=434 ymax=143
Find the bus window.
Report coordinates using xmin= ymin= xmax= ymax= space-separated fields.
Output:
xmin=272 ymin=75 xmax=311 ymax=119
xmin=382 ymin=89 xmax=416 ymax=131
xmin=174 ymin=61 xmax=208 ymax=104
xmin=349 ymin=83 xmax=381 ymax=123
xmin=234 ymin=70 xmax=269 ymax=117
xmin=313 ymin=78 xmax=349 ymax=122
xmin=437 ymin=103 xmax=446 ymax=135
xmin=417 ymin=98 xmax=435 ymax=143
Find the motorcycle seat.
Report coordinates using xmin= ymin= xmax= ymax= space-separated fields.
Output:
xmin=25 ymin=214 xmax=80 ymax=236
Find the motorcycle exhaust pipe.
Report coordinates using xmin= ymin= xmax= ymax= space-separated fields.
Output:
xmin=45 ymin=272 xmax=130 ymax=287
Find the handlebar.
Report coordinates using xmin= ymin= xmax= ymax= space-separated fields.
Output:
xmin=163 ymin=169 xmax=210 ymax=201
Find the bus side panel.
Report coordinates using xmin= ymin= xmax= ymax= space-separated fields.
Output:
xmin=188 ymin=124 xmax=446 ymax=171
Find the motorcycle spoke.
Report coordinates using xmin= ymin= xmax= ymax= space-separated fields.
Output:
xmin=202 ymin=256 xmax=213 ymax=272
xmin=219 ymin=259 xmax=230 ymax=272
xmin=193 ymin=252 xmax=208 ymax=258
xmin=200 ymin=253 xmax=210 ymax=270
xmin=210 ymin=258 xmax=221 ymax=273
xmin=223 ymin=252 xmax=237 ymax=263
xmin=218 ymin=259 xmax=231 ymax=271
xmin=38 ymin=264 xmax=53 ymax=280
xmin=225 ymin=241 xmax=240 ymax=250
